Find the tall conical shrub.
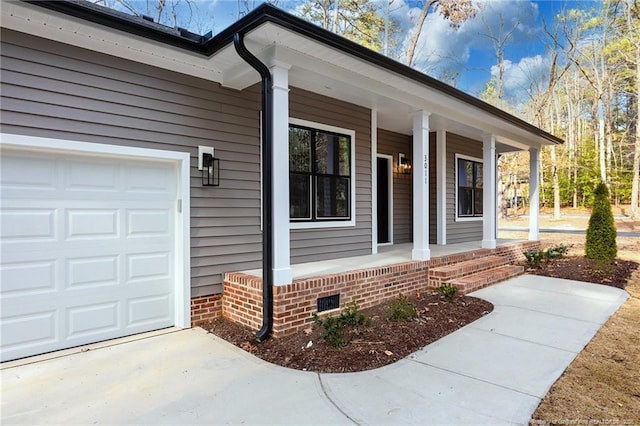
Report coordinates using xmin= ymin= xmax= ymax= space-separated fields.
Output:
xmin=585 ymin=182 xmax=617 ymax=267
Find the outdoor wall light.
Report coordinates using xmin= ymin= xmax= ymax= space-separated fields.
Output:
xmin=398 ymin=152 xmax=412 ymax=174
xmin=198 ymin=145 xmax=220 ymax=187
xmin=202 ymin=153 xmax=220 ymax=186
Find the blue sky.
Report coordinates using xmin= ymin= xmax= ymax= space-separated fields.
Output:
xmin=112 ymin=0 xmax=600 ymax=101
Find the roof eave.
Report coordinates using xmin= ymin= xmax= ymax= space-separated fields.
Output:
xmin=26 ymin=0 xmax=563 ymax=146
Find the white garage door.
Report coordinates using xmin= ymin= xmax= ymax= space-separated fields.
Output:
xmin=1 ymin=146 xmax=180 ymax=362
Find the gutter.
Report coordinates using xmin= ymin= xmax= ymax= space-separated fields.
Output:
xmin=233 ymin=32 xmax=273 ymax=341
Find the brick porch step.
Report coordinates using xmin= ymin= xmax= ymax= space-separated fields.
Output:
xmin=429 ymin=255 xmax=509 ymax=287
xmin=450 ymin=265 xmax=525 ymax=294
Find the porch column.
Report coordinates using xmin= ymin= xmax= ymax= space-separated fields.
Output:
xmin=482 ymin=134 xmax=497 ymax=249
xmin=529 ymin=147 xmax=541 ymax=240
xmin=436 ymin=130 xmax=447 ymax=245
xmin=371 ymin=109 xmax=378 ymax=254
xmin=412 ymin=110 xmax=431 ymax=261
xmin=270 ymin=63 xmax=292 ymax=285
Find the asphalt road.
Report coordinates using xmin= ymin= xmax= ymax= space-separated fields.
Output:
xmin=499 ymin=227 xmax=640 ymax=238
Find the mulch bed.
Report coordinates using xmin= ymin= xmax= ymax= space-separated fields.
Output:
xmin=203 ymin=291 xmax=492 ymax=373
xmin=203 ymin=256 xmax=638 ymax=373
xmin=526 ymin=256 xmax=638 ymax=289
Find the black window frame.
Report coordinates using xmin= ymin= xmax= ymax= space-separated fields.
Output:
xmin=456 ymin=156 xmax=483 ymax=218
xmin=289 ymin=124 xmax=352 ymax=222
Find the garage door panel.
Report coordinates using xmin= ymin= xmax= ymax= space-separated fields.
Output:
xmin=128 ymin=294 xmax=172 ymax=326
xmin=1 ymin=146 xmax=180 ymax=362
xmin=64 ymin=160 xmax=121 ymax=193
xmin=67 ymin=255 xmax=120 ymax=289
xmin=0 ymin=153 xmax=57 ymax=191
xmin=127 ymin=209 xmax=171 ymax=237
xmin=0 ymin=208 xmax=57 ymax=241
xmin=0 ymin=310 xmax=57 ymax=351
xmin=1 ymin=260 xmax=57 ymax=295
xmin=127 ymin=252 xmax=171 ymax=282
xmin=65 ymin=209 xmax=119 ymax=240
xmin=66 ymin=302 xmax=120 ymax=339
xmin=125 ymin=164 xmax=176 ymax=194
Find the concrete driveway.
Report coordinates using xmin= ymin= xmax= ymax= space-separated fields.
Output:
xmin=1 ymin=275 xmax=629 ymax=425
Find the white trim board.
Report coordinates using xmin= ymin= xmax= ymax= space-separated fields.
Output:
xmin=0 ymin=133 xmax=192 ymax=329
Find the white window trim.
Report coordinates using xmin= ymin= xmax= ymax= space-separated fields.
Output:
xmin=289 ymin=118 xmax=356 ymax=230
xmin=0 ymin=133 xmax=191 ymax=328
xmin=455 ymin=153 xmax=483 ymax=222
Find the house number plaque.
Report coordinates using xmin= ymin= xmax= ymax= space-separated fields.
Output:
xmin=424 ymin=154 xmax=429 ymax=184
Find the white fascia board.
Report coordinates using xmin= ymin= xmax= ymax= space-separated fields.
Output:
xmin=1 ymin=1 xmax=223 ymax=82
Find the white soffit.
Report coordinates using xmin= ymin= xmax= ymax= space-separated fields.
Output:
xmin=233 ymin=23 xmax=552 ymax=147
xmin=0 ymin=1 xmax=224 ymax=82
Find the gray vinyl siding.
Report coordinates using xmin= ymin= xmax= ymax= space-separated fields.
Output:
xmin=289 ymin=88 xmax=372 ymax=264
xmin=0 ymin=29 xmax=263 ymax=297
xmin=376 ymin=129 xmax=412 ymax=244
xmin=446 ymin=132 xmax=483 ymax=243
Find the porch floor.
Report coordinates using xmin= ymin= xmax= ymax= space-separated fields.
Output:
xmin=243 ymin=239 xmax=526 ymax=280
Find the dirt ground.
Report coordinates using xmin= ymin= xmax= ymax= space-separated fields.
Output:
xmin=511 ymin=210 xmax=640 ymax=424
xmin=530 ymin=267 xmax=640 ymax=425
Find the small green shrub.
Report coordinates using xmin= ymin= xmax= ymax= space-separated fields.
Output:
xmin=387 ymin=294 xmax=417 ymax=321
xmin=312 ymin=300 xmax=371 ymax=348
xmin=585 ymin=182 xmax=617 ymax=269
xmin=339 ymin=300 xmax=372 ymax=328
xmin=524 ymin=244 xmax=569 ymax=269
xmin=311 ymin=314 xmax=345 ymax=347
xmin=524 ymin=249 xmax=545 ymax=269
xmin=545 ymin=244 xmax=569 ymax=259
xmin=437 ymin=283 xmax=458 ymax=301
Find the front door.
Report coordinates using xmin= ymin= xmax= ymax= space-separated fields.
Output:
xmin=377 ymin=156 xmax=390 ymax=244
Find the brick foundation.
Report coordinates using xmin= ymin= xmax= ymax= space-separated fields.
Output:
xmin=190 ymin=294 xmax=223 ymax=327
xmin=222 ymin=240 xmax=541 ymax=337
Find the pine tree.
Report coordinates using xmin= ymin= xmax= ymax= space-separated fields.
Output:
xmin=585 ymin=182 xmax=617 ymax=267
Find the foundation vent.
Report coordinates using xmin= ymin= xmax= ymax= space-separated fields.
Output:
xmin=317 ymin=294 xmax=340 ymax=312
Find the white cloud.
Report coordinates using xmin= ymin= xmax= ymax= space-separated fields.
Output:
xmin=491 ymin=54 xmax=551 ymax=102
xmin=402 ymin=0 xmax=541 ymax=82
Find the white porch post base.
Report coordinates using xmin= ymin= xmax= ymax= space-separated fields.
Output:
xmin=273 ymin=267 xmax=293 ymax=286
xmin=481 ymin=240 xmax=497 ymax=249
xmin=412 ymin=248 xmax=431 ymax=261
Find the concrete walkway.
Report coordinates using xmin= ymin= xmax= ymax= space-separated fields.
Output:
xmin=1 ymin=275 xmax=629 ymax=425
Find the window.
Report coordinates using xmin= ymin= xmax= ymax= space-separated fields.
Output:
xmin=289 ymin=123 xmax=352 ymax=222
xmin=456 ymin=155 xmax=483 ymax=219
